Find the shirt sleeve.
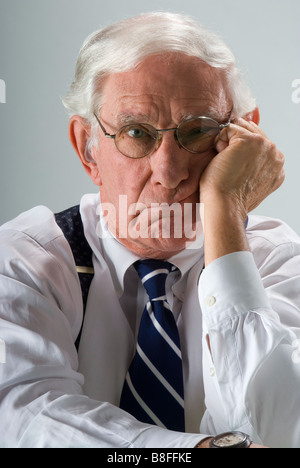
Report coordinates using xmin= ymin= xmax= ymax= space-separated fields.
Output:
xmin=199 ymin=249 xmax=300 ymax=448
xmin=0 ymin=217 xmax=205 ymax=448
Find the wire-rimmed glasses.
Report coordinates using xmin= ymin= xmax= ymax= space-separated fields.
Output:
xmin=94 ymin=108 xmax=233 ymax=159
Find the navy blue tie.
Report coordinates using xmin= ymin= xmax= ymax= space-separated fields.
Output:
xmin=120 ymin=259 xmax=185 ymax=432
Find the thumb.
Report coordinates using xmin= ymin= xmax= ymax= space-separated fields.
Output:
xmin=214 ymin=127 xmax=230 ymax=153
xmin=214 ymin=120 xmax=253 ymax=154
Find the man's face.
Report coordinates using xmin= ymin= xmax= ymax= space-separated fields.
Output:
xmin=93 ymin=53 xmax=231 ymax=258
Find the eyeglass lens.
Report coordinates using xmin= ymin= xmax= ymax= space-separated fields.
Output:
xmin=114 ymin=117 xmax=221 ymax=158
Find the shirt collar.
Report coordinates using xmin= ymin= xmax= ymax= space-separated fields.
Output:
xmin=168 ymin=239 xmax=204 ymax=302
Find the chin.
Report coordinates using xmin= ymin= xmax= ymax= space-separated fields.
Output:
xmin=115 ymin=203 xmax=203 ymax=257
xmin=124 ymin=236 xmax=188 ymax=259
xmin=125 ymin=219 xmax=201 ymax=258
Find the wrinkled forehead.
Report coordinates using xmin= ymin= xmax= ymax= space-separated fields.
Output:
xmin=100 ymin=54 xmax=231 ymax=124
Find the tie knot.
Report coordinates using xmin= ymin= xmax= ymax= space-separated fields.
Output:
xmin=134 ymin=259 xmax=176 ymax=301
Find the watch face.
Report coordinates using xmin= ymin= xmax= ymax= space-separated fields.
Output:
xmin=211 ymin=432 xmax=250 ymax=448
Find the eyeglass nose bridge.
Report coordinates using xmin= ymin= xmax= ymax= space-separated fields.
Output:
xmin=154 ymin=126 xmax=182 ymax=150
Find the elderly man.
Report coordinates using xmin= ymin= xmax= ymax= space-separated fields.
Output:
xmin=0 ymin=12 xmax=300 ymax=448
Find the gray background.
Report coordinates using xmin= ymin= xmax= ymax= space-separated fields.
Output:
xmin=0 ymin=0 xmax=300 ymax=233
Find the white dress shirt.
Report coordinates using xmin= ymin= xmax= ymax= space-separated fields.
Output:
xmin=1 ymin=192 xmax=300 ymax=448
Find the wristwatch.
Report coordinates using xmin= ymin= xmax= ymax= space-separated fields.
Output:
xmin=209 ymin=431 xmax=251 ymax=448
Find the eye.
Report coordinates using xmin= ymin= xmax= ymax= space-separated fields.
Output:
xmin=180 ymin=125 xmax=207 ymax=143
xmin=179 ymin=119 xmax=219 ymax=141
xmin=127 ymin=127 xmax=149 ymax=139
xmin=186 ymin=127 xmax=204 ymax=136
xmin=121 ymin=124 xmax=157 ymax=141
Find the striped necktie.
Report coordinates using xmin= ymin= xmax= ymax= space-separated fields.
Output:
xmin=120 ymin=259 xmax=185 ymax=432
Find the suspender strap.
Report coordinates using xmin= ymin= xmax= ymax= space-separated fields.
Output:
xmin=54 ymin=205 xmax=94 ymax=349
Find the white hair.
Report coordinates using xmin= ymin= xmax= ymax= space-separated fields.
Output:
xmin=63 ymin=12 xmax=256 ymax=135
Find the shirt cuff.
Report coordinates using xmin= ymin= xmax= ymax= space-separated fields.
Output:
xmin=199 ymin=251 xmax=272 ymax=330
xmin=132 ymin=426 xmax=210 ymax=448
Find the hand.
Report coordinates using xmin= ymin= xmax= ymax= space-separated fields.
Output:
xmin=198 ymin=119 xmax=285 ymax=266
xmin=199 ymin=118 xmax=285 ymax=218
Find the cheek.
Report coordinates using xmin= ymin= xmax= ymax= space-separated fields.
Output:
xmin=97 ymin=148 xmax=150 ymax=204
xmin=199 ymin=149 xmax=217 ymax=167
xmin=190 ymin=150 xmax=217 ymax=181
xmin=201 ymin=149 xmax=218 ymax=170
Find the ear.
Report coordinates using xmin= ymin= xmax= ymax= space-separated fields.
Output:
xmin=69 ymin=115 xmax=101 ymax=186
xmin=243 ymin=106 xmax=260 ymax=125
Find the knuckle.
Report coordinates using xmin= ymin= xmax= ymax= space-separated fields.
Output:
xmin=279 ymin=152 xmax=285 ymax=165
xmin=252 ymin=132 xmax=265 ymax=144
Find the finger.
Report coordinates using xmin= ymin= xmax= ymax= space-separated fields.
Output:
xmin=234 ymin=118 xmax=259 ymax=132
xmin=214 ymin=118 xmax=269 ymax=153
xmin=217 ymin=122 xmax=252 ymax=143
xmin=214 ymin=123 xmax=247 ymax=153
xmin=234 ymin=118 xmax=269 ymax=139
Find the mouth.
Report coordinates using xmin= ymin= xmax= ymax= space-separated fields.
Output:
xmin=141 ymin=189 xmax=199 ymax=208
xmin=126 ymin=192 xmax=201 ymax=241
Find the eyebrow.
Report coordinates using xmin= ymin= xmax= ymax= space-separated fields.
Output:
xmin=115 ymin=106 xmax=231 ymax=127
xmin=189 ymin=105 xmax=228 ymax=118
xmin=184 ymin=106 xmax=232 ymax=122
xmin=207 ymin=105 xmax=224 ymax=119
xmin=116 ymin=113 xmax=152 ymax=125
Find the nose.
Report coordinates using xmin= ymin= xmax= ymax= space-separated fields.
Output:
xmin=149 ymin=131 xmax=190 ymax=190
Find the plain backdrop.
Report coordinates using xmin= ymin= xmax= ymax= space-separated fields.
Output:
xmin=0 ymin=0 xmax=300 ymax=234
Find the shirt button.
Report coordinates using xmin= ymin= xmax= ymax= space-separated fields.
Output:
xmin=205 ymin=295 xmax=216 ymax=307
xmin=210 ymin=367 xmax=215 ymax=377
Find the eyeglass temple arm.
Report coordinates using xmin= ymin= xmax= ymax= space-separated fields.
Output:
xmin=94 ymin=113 xmax=115 ymax=139
xmin=219 ymin=106 xmax=234 ymax=129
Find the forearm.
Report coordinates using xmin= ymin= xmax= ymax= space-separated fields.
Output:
xmin=198 ymin=248 xmax=300 ymax=447
xmin=201 ymin=194 xmax=249 ymax=266
xmin=199 ymin=117 xmax=285 ymax=268
xmin=0 ymin=383 xmax=205 ymax=448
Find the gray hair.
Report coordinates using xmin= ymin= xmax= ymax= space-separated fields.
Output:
xmin=63 ymin=12 xmax=256 ymax=132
